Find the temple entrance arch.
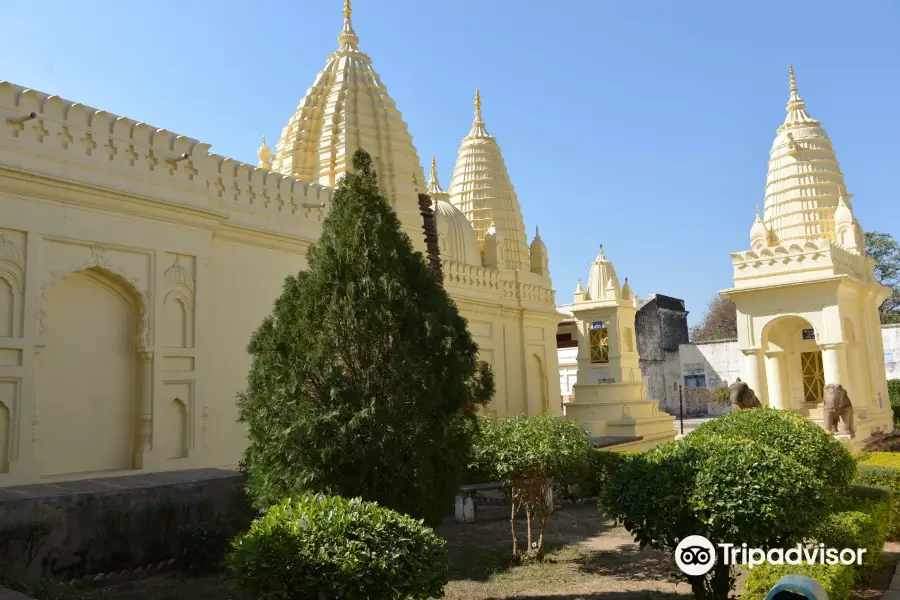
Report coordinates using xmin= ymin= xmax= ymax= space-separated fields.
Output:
xmin=761 ymin=315 xmax=821 ymax=410
xmin=38 ymin=267 xmax=143 ymax=477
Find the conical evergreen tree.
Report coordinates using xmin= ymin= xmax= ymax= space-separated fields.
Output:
xmin=238 ymin=149 xmax=494 ymax=526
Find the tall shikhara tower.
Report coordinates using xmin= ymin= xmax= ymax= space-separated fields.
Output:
xmin=449 ymin=90 xmax=530 ymax=271
xmin=269 ymin=0 xmax=427 ymax=249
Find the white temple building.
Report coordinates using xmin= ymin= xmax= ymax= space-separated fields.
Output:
xmin=722 ymin=66 xmax=893 ymax=444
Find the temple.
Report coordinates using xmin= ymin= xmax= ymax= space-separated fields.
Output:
xmin=722 ymin=66 xmax=893 ymax=445
xmin=0 ymin=2 xmax=560 ymax=485
xmin=563 ymin=247 xmax=677 ymax=451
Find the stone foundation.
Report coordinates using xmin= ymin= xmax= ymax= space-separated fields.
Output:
xmin=0 ymin=468 xmax=248 ymax=579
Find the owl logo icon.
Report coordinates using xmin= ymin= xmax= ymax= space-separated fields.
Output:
xmin=675 ymin=535 xmax=716 ymax=576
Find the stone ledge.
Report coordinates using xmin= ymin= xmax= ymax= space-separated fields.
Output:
xmin=0 ymin=588 xmax=33 ymax=600
xmin=0 ymin=468 xmax=238 ymax=502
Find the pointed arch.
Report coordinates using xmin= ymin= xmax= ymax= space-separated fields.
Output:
xmin=36 ymin=250 xmax=151 ymax=349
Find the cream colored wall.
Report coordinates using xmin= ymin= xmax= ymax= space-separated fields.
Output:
xmin=725 ymin=268 xmax=894 ymax=443
xmin=0 ymin=82 xmax=560 ymax=485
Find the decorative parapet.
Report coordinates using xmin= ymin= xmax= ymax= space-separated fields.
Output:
xmin=731 ymin=239 xmax=875 ymax=287
xmin=0 ymin=81 xmax=331 ymax=240
xmin=442 ymin=258 xmax=555 ymax=311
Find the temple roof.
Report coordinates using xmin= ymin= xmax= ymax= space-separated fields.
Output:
xmin=449 ymin=89 xmax=530 ymax=271
xmin=268 ymin=0 xmax=425 ymax=239
xmin=584 ymin=245 xmax=623 ymax=303
xmin=763 ymin=66 xmax=853 ymax=247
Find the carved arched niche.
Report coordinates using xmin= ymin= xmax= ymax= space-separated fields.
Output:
xmin=34 ymin=247 xmax=155 ymax=476
xmin=0 ymin=233 xmax=25 ymax=338
xmin=163 ymin=255 xmax=195 ymax=348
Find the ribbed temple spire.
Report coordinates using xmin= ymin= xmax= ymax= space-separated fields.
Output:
xmin=338 ymin=0 xmax=359 ymax=49
xmin=469 ymin=88 xmax=490 ymax=138
xmin=763 ymin=65 xmax=849 ymax=246
xmin=781 ymin=64 xmax=819 ymax=129
xmin=450 ymin=88 xmax=529 ymax=270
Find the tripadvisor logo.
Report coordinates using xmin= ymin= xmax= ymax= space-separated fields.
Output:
xmin=674 ymin=535 xmax=867 ymax=576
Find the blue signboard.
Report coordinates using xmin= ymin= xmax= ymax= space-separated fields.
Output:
xmin=591 ymin=321 xmax=604 ymax=329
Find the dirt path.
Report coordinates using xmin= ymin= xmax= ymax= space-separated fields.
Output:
xmin=441 ymin=503 xmax=693 ymax=600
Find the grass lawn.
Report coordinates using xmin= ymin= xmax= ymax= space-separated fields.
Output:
xmin=86 ymin=505 xmax=898 ymax=600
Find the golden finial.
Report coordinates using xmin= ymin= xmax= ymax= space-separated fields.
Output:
xmin=755 ymin=205 xmax=761 ymax=220
xmin=344 ymin=0 xmax=352 ymax=20
xmin=474 ymin=88 xmax=483 ymax=122
xmin=535 ymin=225 xmax=540 ymax=237
xmin=430 ymin=156 xmax=438 ymax=180
xmin=789 ymin=64 xmax=798 ymax=95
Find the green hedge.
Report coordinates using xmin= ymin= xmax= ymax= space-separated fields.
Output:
xmin=228 ymin=495 xmax=448 ymax=600
xmin=855 ymin=462 xmax=900 ymax=540
xmin=742 ymin=561 xmax=855 ymax=600
xmin=691 ymin=407 xmax=856 ymax=495
xmin=809 ymin=487 xmax=891 ymax=582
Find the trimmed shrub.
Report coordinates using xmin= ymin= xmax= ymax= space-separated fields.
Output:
xmin=580 ymin=449 xmax=641 ymax=498
xmin=691 ymin=407 xmax=856 ymax=494
xmin=228 ymin=495 xmax=448 ymax=600
xmin=602 ymin=434 xmax=825 ymax=600
xmin=809 ymin=498 xmax=889 ymax=582
xmin=859 ymin=451 xmax=900 ymax=469
xmin=855 ymin=462 xmax=900 ymax=539
xmin=177 ymin=521 xmax=232 ymax=575
xmin=742 ymin=561 xmax=855 ymax=600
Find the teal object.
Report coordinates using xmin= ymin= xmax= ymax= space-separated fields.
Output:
xmin=763 ymin=575 xmax=829 ymax=600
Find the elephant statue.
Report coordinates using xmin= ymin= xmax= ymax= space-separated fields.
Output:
xmin=823 ymin=384 xmax=854 ymax=435
xmin=729 ymin=378 xmax=761 ymax=412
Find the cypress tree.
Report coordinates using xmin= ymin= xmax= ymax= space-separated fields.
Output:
xmin=238 ymin=149 xmax=494 ymax=526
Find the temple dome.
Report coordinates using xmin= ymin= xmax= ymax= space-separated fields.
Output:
xmin=433 ymin=199 xmax=481 ymax=266
xmin=763 ymin=66 xmax=851 ymax=246
xmin=269 ymin=0 xmax=426 ymax=241
xmin=449 ymin=89 xmax=530 ymax=271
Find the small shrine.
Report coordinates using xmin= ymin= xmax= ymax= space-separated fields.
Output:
xmin=564 ymin=246 xmax=677 ymax=451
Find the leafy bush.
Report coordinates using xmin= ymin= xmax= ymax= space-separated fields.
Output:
xmin=855 ymin=462 xmax=900 ymax=539
xmin=601 ymin=434 xmax=825 ymax=600
xmin=889 ymin=379 xmax=900 ymax=423
xmin=237 ymin=149 xmax=493 ymax=528
xmin=472 ymin=414 xmax=593 ymax=557
xmin=742 ymin=561 xmax=855 ymax=600
xmin=809 ymin=500 xmax=889 ymax=581
xmin=691 ymin=407 xmax=855 ymax=495
xmin=177 ymin=521 xmax=232 ymax=575
xmin=0 ymin=568 xmax=102 ymax=600
xmin=228 ymin=495 xmax=448 ymax=600
xmin=576 ymin=449 xmax=641 ymax=499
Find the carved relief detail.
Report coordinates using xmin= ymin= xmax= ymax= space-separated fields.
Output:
xmin=0 ymin=233 xmax=25 ymax=293
xmin=36 ymin=245 xmax=153 ymax=349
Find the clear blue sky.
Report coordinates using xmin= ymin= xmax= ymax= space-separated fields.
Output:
xmin=3 ymin=0 xmax=898 ymax=325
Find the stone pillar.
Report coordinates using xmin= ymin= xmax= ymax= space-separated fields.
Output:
xmin=741 ymin=349 xmax=767 ymax=405
xmin=764 ymin=351 xmax=786 ymax=410
xmin=134 ymin=349 xmax=154 ymax=469
xmin=821 ymin=343 xmax=848 ymax=387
